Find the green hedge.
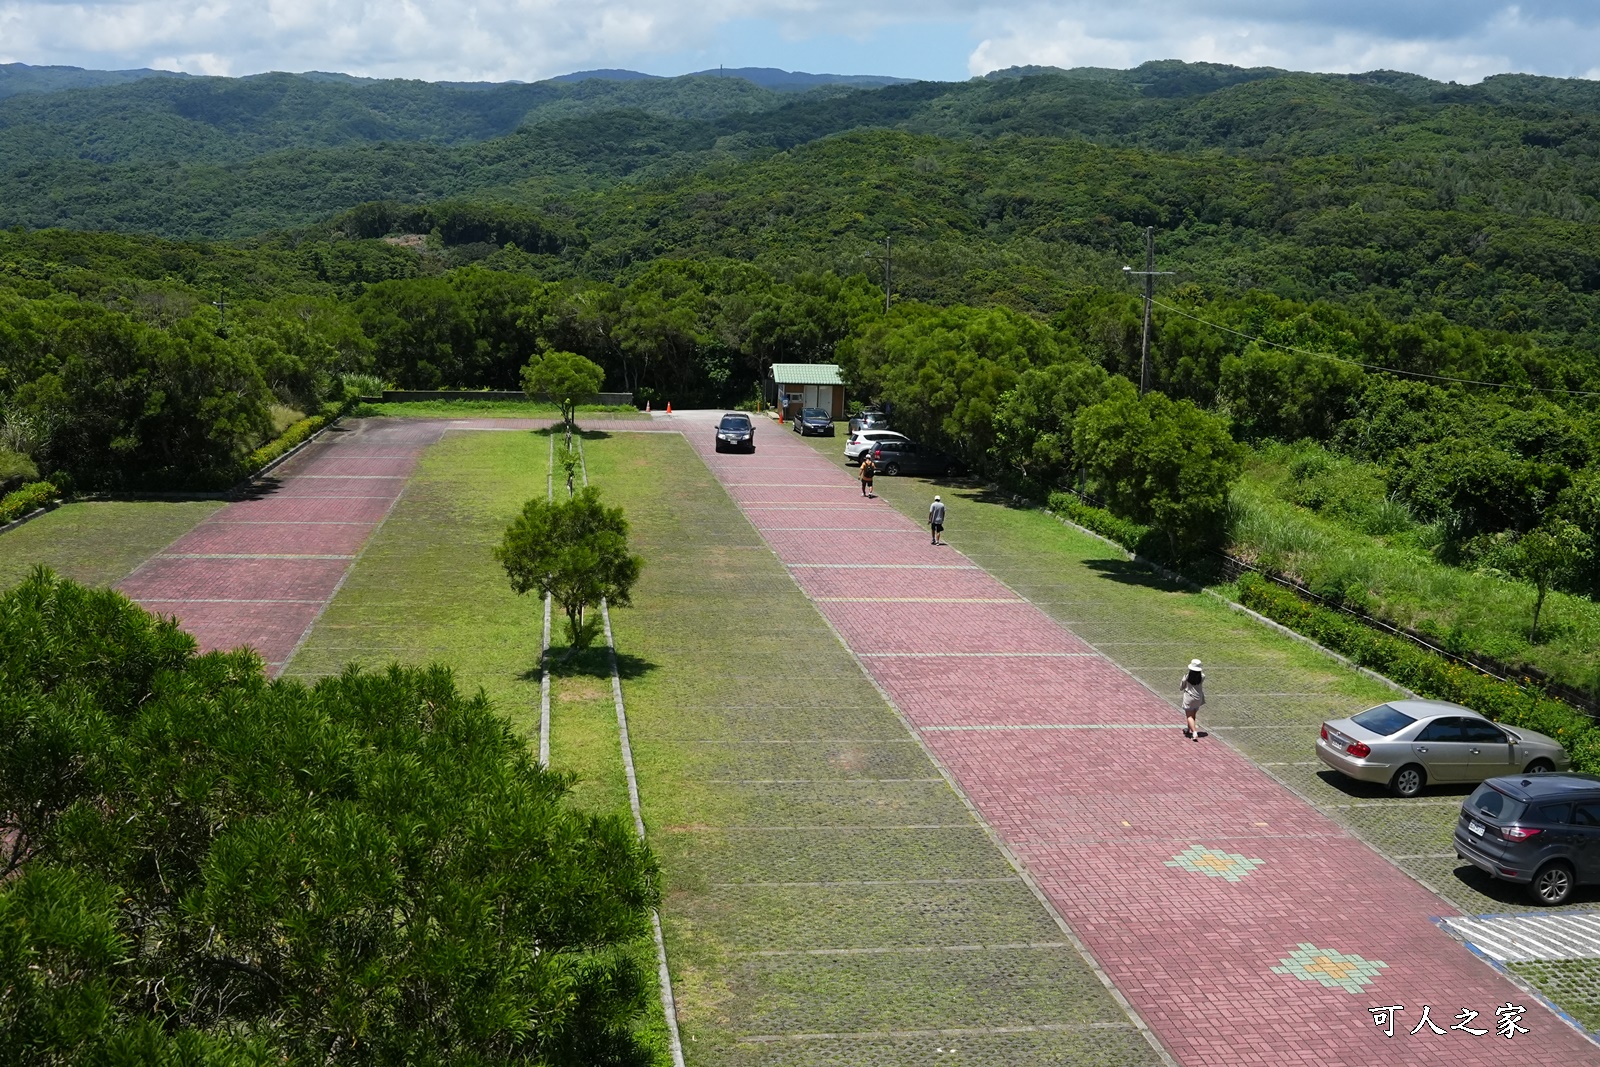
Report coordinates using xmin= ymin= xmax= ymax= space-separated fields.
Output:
xmin=1236 ymin=572 xmax=1600 ymax=774
xmin=1047 ymin=491 xmax=1148 ymax=549
xmin=0 ymin=479 xmax=61 ymax=526
xmin=242 ymin=413 xmax=328 ymax=475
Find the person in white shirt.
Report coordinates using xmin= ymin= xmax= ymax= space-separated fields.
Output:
xmin=1180 ymin=658 xmax=1206 ymax=741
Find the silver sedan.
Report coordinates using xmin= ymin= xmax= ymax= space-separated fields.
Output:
xmin=1316 ymin=699 xmax=1570 ymax=798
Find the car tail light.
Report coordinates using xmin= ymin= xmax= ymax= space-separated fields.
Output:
xmin=1320 ymin=725 xmax=1328 ymax=740
xmin=1346 ymin=741 xmax=1371 ymax=758
xmin=1502 ymin=826 xmax=1542 ymax=841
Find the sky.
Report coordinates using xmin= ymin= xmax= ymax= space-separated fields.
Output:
xmin=3 ymin=1 xmax=1600 ymax=85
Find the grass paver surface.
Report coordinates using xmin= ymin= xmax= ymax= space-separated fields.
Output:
xmin=818 ymin=435 xmax=1600 ymax=1039
xmin=581 ymin=428 xmax=1158 ymax=1066
xmin=283 ymin=426 xmax=546 ymax=723
xmin=281 ymin=422 xmax=1153 ymax=1067
xmin=0 ymin=499 xmax=221 ymax=587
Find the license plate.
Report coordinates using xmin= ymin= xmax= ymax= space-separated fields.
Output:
xmin=1469 ymin=820 xmax=1485 ymax=836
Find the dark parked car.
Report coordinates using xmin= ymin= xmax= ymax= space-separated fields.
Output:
xmin=713 ymin=413 xmax=755 ymax=453
xmin=849 ymin=409 xmax=891 ymax=433
xmin=866 ymin=438 xmax=951 ymax=476
xmin=1454 ymin=772 xmax=1600 ymax=905
xmin=793 ymin=407 xmax=836 ymax=436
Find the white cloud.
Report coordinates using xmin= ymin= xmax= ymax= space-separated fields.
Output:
xmin=0 ymin=0 xmax=1598 ymax=82
xmin=966 ymin=3 xmax=1600 ymax=84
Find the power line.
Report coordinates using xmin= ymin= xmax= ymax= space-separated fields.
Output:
xmin=1148 ymin=297 xmax=1600 ymax=398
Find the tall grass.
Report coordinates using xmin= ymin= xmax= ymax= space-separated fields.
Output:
xmin=1228 ymin=449 xmax=1600 ymax=698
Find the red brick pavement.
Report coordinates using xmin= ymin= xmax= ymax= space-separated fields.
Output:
xmin=682 ymin=413 xmax=1597 ymax=1066
xmin=118 ymin=419 xmax=447 ymax=673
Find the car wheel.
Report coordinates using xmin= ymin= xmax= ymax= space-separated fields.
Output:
xmin=1389 ymin=764 xmax=1426 ymax=798
xmin=714 ymin=441 xmax=724 ymax=453
xmin=1524 ymin=758 xmax=1555 ymax=774
xmin=1529 ymin=861 xmax=1576 ymax=906
xmin=883 ymin=463 xmax=900 ymax=476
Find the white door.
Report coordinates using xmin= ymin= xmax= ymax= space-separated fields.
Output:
xmin=803 ymin=384 xmax=834 ymax=417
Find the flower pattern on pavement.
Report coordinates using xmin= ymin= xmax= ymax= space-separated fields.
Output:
xmin=1272 ymin=944 xmax=1390 ymax=994
xmin=1164 ymin=845 xmax=1266 ymax=883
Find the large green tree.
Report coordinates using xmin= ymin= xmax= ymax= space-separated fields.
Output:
xmin=0 ymin=568 xmax=660 ymax=1065
xmin=1073 ymin=391 xmax=1245 ymax=561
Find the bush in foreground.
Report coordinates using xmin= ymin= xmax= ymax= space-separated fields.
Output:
xmin=0 ymin=568 xmax=660 ymax=1066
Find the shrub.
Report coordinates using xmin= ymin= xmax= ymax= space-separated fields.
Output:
xmin=339 ymin=371 xmax=387 ymax=399
xmin=1047 ymin=491 xmax=1152 ymax=553
xmin=0 ymin=568 xmax=661 ymax=1065
xmin=0 ymin=478 xmax=60 ymax=525
xmin=1072 ymin=391 xmax=1245 ymax=562
xmin=240 ymin=413 xmax=327 ymax=474
xmin=1236 ymin=573 xmax=1600 ymax=774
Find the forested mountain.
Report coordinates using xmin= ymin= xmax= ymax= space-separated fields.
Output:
xmin=0 ymin=62 xmax=190 ymax=99
xmin=4 ymin=61 xmax=1600 ymax=564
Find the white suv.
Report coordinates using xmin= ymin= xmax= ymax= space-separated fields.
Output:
xmin=844 ymin=429 xmax=908 ymax=462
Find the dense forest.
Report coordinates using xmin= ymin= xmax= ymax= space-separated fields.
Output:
xmin=2 ymin=59 xmax=1599 ymax=612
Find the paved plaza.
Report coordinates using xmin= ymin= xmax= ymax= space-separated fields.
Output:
xmin=20 ymin=410 xmax=1595 ymax=1065
xmin=686 ymin=414 xmax=1598 ymax=1066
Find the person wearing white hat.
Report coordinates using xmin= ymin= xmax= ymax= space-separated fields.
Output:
xmin=928 ymin=495 xmax=946 ymax=545
xmin=1180 ymin=658 xmax=1206 ymax=741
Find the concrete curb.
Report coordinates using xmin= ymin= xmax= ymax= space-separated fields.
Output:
xmin=0 ymin=502 xmax=57 ymax=536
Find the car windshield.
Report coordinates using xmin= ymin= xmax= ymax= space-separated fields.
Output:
xmin=1466 ymin=783 xmax=1527 ymax=823
xmin=719 ymin=416 xmax=750 ymax=430
xmin=802 ymin=408 xmax=826 ymax=418
xmin=1351 ymin=704 xmax=1417 ymax=737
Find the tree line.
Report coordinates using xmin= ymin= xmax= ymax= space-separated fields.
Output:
xmin=4 ymin=225 xmax=1598 ymax=599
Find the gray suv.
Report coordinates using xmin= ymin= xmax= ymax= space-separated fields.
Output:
xmin=864 ymin=439 xmax=952 ymax=477
xmin=1454 ymin=772 xmax=1600 ymax=905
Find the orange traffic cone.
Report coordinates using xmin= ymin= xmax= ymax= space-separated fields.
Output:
xmin=666 ymin=402 xmax=672 ymax=416
xmin=645 ymin=400 xmax=651 ymax=412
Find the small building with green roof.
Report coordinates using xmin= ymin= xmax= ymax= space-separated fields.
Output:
xmin=770 ymin=363 xmax=845 ymax=421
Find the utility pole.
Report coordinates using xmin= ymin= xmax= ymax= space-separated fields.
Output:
xmin=1122 ymin=228 xmax=1173 ymax=395
xmin=211 ymin=288 xmax=229 ymax=336
xmin=883 ymin=236 xmax=892 ymax=314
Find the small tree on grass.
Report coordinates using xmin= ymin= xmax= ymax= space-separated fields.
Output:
xmin=522 ymin=350 xmax=605 ymax=432
xmin=0 ymin=567 xmax=660 ymax=1065
xmin=496 ymin=486 xmax=643 ymax=650
xmin=1512 ymin=519 xmax=1587 ymax=642
xmin=1072 ymin=391 xmax=1245 ymax=563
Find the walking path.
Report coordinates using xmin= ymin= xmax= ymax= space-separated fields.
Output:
xmin=683 ymin=414 xmax=1597 ymax=1066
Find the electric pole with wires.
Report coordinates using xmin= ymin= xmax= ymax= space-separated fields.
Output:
xmin=1123 ymin=227 xmax=1173 ymax=395
xmin=884 ymin=236 xmax=892 ymax=314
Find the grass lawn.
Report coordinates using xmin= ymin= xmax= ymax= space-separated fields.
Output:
xmin=353 ymin=399 xmax=645 ymax=419
xmin=290 ymin=423 xmax=1161 ymax=1066
xmin=805 ymin=435 xmax=1600 ymax=1030
xmin=0 ymin=499 xmax=222 ymax=589
xmin=1230 ymin=466 xmax=1600 ymax=697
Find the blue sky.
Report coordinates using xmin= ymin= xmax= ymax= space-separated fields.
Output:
xmin=2 ymin=2 xmax=1599 ymax=85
